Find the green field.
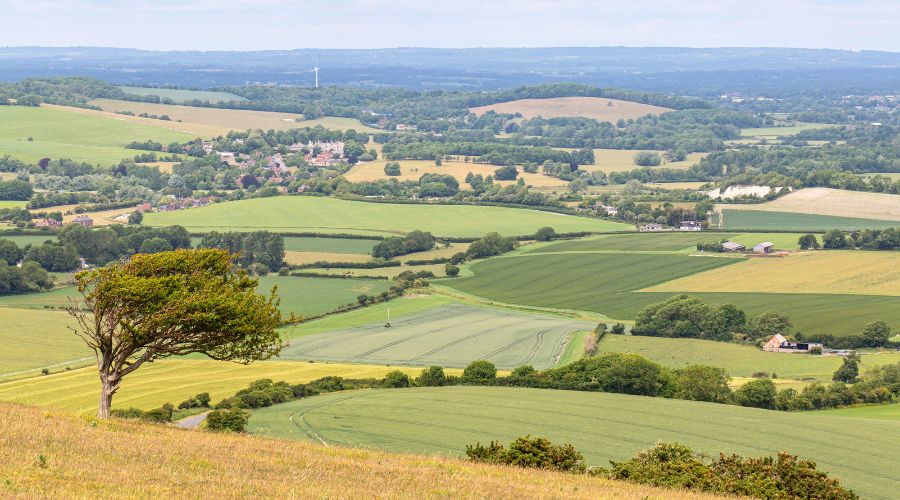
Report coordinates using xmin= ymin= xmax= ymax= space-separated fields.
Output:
xmin=819 ymin=403 xmax=900 ymax=420
xmin=529 ymin=232 xmax=808 ymax=253
xmin=117 ymin=86 xmax=247 ymax=103
xmin=721 ymin=209 xmax=899 ymax=231
xmin=740 ymin=123 xmax=832 ymax=138
xmin=255 ymin=276 xmax=392 ymax=318
xmin=283 ymin=236 xmax=381 ymax=253
xmin=279 ymin=303 xmax=592 ymax=369
xmin=597 ymin=335 xmax=900 ymax=382
xmin=0 ymin=287 xmax=78 ymax=309
xmin=0 ymin=307 xmax=90 ymax=377
xmin=0 ymin=201 xmax=27 ymax=209
xmin=144 ymin=197 xmax=632 ymax=237
xmin=0 ymin=105 xmax=194 ymax=164
xmin=0 ymin=234 xmax=57 ymax=247
xmin=248 ymin=386 xmax=900 ymax=499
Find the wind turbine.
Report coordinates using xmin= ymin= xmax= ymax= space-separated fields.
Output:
xmin=311 ymin=59 xmax=319 ymax=88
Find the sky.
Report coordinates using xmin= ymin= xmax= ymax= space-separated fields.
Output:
xmin=1 ymin=0 xmax=898 ymax=52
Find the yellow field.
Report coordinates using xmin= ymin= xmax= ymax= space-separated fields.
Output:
xmin=644 ymin=251 xmax=900 ymax=296
xmin=343 ymin=160 xmax=568 ymax=188
xmin=397 ymin=242 xmax=470 ymax=263
xmin=581 ymin=149 xmax=707 ymax=174
xmin=61 ymin=206 xmax=134 ymax=226
xmin=0 ymin=359 xmax=464 ymax=414
xmin=722 ymin=188 xmax=900 ymax=222
xmin=304 ymin=263 xmax=449 ymax=279
xmin=469 ymin=97 xmax=672 ymax=122
xmin=86 ymin=99 xmax=378 ymax=136
xmin=645 ymin=182 xmax=709 ymax=190
xmin=0 ymin=403 xmax=712 ymax=499
xmin=283 ymin=251 xmax=372 ymax=265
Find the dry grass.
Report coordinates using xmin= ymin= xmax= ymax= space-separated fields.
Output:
xmin=469 ymin=97 xmax=672 ymax=122
xmin=643 ymin=251 xmax=900 ymax=296
xmin=397 ymin=243 xmax=470 ymax=263
xmin=645 ymin=182 xmax=709 ymax=190
xmin=730 ymin=188 xmax=900 ymax=222
xmin=86 ymin=99 xmax=377 ymax=136
xmin=579 ymin=149 xmax=707 ymax=174
xmin=0 ymin=403 xmax=717 ymax=499
xmin=344 ymin=160 xmax=568 ymax=188
xmin=283 ymin=251 xmax=373 ymax=266
xmin=62 ymin=206 xmax=134 ymax=226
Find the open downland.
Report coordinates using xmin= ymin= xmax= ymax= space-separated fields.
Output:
xmin=469 ymin=97 xmax=672 ymax=122
xmin=0 ymin=308 xmax=89 ymax=378
xmin=597 ymin=334 xmax=900 ymax=383
xmin=0 ymin=403 xmax=715 ymax=500
xmin=0 ymin=105 xmax=194 ymax=165
xmin=89 ymin=98 xmax=378 ymax=136
xmin=117 ymin=86 xmax=247 ymax=102
xmin=279 ymin=303 xmax=592 ymax=369
xmin=719 ymin=209 xmax=900 ymax=231
xmin=343 ymin=160 xmax=567 ymax=188
xmin=143 ymin=196 xmax=632 ymax=236
xmin=645 ymin=251 xmax=900 ymax=296
xmin=722 ymin=188 xmax=900 ymax=222
xmin=248 ymin=386 xmax=900 ymax=499
xmin=0 ymin=360 xmax=463 ymax=414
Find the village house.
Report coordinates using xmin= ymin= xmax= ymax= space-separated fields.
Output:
xmin=597 ymin=204 xmax=618 ymax=216
xmin=722 ymin=241 xmax=745 ymax=252
xmin=753 ymin=242 xmax=775 ymax=254
xmin=135 ymin=202 xmax=153 ymax=213
xmin=217 ymin=152 xmax=238 ymax=166
xmin=201 ymin=141 xmax=215 ymax=153
xmin=762 ymin=334 xmax=824 ymax=353
xmin=679 ymin=221 xmax=702 ymax=231
xmin=72 ymin=215 xmax=93 ymax=227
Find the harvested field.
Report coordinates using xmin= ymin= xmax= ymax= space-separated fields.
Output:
xmin=278 ymin=303 xmax=593 ymax=369
xmin=723 ymin=188 xmax=900 ymax=222
xmin=343 ymin=160 xmax=567 ymax=188
xmin=581 ymin=149 xmax=706 ymax=174
xmin=469 ymin=97 xmax=672 ymax=122
xmin=117 ymin=86 xmax=247 ymax=102
xmin=740 ymin=123 xmax=832 ymax=138
xmin=282 ymin=236 xmax=381 ymax=253
xmin=283 ymin=251 xmax=372 ymax=266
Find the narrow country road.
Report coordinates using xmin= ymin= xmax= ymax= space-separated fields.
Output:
xmin=174 ymin=411 xmax=209 ymax=430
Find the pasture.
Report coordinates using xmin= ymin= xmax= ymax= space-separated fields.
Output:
xmin=343 ymin=160 xmax=566 ymax=188
xmin=0 ymin=234 xmax=56 ymax=247
xmin=282 ymin=236 xmax=380 ymax=253
xmin=143 ymin=196 xmax=633 ymax=236
xmin=0 ymin=307 xmax=89 ymax=378
xmin=526 ymin=232 xmax=808 ymax=253
xmin=819 ymin=403 xmax=900 ymax=420
xmin=0 ymin=360 xmax=461 ymax=414
xmin=597 ymin=334 xmax=900 ymax=382
xmin=739 ymin=122 xmax=832 ymax=138
xmin=0 ymin=105 xmax=194 ymax=165
xmin=720 ymin=209 xmax=899 ymax=231
xmin=283 ymin=251 xmax=373 ymax=266
xmin=248 ymin=386 xmax=900 ymax=499
xmin=581 ymin=149 xmax=706 ymax=174
xmin=89 ymin=99 xmax=379 ymax=136
xmin=117 ymin=86 xmax=247 ymax=102
xmin=279 ymin=303 xmax=592 ymax=369
xmin=722 ymin=188 xmax=900 ymax=222
xmin=644 ymin=251 xmax=900 ymax=296
xmin=256 ymin=276 xmax=393 ymax=317
xmin=469 ymin=97 xmax=672 ymax=122
xmin=0 ymin=201 xmax=27 ymax=209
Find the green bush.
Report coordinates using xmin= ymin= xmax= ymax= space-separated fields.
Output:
xmin=382 ymin=370 xmax=411 ymax=388
xmin=206 ymin=407 xmax=249 ymax=432
xmin=416 ymin=366 xmax=447 ymax=387
xmin=462 ymin=360 xmax=497 ymax=383
xmin=444 ymin=263 xmax=460 ymax=276
xmin=466 ymin=435 xmax=585 ymax=473
xmin=733 ymin=378 xmax=777 ymax=409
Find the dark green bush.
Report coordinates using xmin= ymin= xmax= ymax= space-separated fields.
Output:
xmin=382 ymin=370 xmax=411 ymax=388
xmin=416 ymin=366 xmax=447 ymax=387
xmin=206 ymin=407 xmax=249 ymax=432
xmin=466 ymin=435 xmax=585 ymax=473
xmin=462 ymin=360 xmax=497 ymax=383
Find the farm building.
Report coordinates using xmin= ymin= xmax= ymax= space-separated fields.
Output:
xmin=762 ymin=334 xmax=824 ymax=353
xmin=72 ymin=215 xmax=93 ymax=227
xmin=34 ymin=218 xmax=62 ymax=228
xmin=639 ymin=223 xmax=665 ymax=232
xmin=722 ymin=241 xmax=745 ymax=252
xmin=679 ymin=221 xmax=702 ymax=231
xmin=753 ymin=242 xmax=775 ymax=254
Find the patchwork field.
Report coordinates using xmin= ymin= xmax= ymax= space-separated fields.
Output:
xmin=597 ymin=335 xmax=900 ymax=382
xmin=282 ymin=236 xmax=381 ymax=253
xmin=0 ymin=307 xmax=88 ymax=378
xmin=343 ymin=160 xmax=567 ymax=188
xmin=89 ymin=99 xmax=378 ymax=136
xmin=0 ymin=360 xmax=461 ymax=414
xmin=0 ymin=105 xmax=194 ymax=164
xmin=739 ymin=123 xmax=832 ymax=138
xmin=469 ymin=97 xmax=672 ymax=122
xmin=256 ymin=275 xmax=393 ymax=318
xmin=645 ymin=251 xmax=900 ymax=296
xmin=526 ymin=232 xmax=807 ymax=253
xmin=248 ymin=386 xmax=900 ymax=499
xmin=279 ymin=304 xmax=592 ymax=369
xmin=143 ymin=196 xmax=633 ymax=236
xmin=117 ymin=86 xmax=246 ymax=102
xmin=719 ymin=209 xmax=899 ymax=231
xmin=722 ymin=188 xmax=900 ymax=222
xmin=581 ymin=149 xmax=706 ymax=174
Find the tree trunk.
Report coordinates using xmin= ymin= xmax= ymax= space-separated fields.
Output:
xmin=98 ymin=373 xmax=120 ymax=419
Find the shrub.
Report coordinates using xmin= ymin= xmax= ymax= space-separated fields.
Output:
xmin=417 ymin=366 xmax=447 ymax=387
xmin=611 ymin=323 xmax=626 ymax=335
xmin=534 ymin=226 xmax=556 ymax=241
xmin=383 ymin=162 xmax=401 ymax=176
xmin=178 ymin=392 xmax=212 ymax=410
xmin=633 ymin=151 xmax=661 ymax=167
xmin=493 ymin=165 xmax=518 ymax=180
xmin=733 ymin=378 xmax=777 ymax=409
xmin=832 ymin=353 xmax=860 ymax=383
xmin=444 ymin=263 xmax=460 ymax=276
xmin=206 ymin=407 xmax=249 ymax=432
xmin=511 ymin=365 xmax=536 ymax=377
xmin=382 ymin=370 xmax=411 ymax=388
xmin=466 ymin=435 xmax=586 ymax=473
xmin=674 ymin=365 xmax=732 ymax=403
xmin=462 ymin=360 xmax=497 ymax=383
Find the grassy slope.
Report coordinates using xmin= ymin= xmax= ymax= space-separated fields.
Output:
xmin=0 ymin=360 xmax=462 ymax=414
xmin=256 ymin=275 xmax=393 ymax=317
xmin=0 ymin=403 xmax=712 ymax=500
xmin=530 ymin=232 xmax=808 ymax=253
xmin=818 ymin=403 xmax=900 ymax=420
xmin=249 ymin=386 xmax=900 ymax=500
xmin=144 ymin=196 xmax=632 ymax=236
xmin=0 ymin=105 xmax=194 ymax=164
xmin=597 ymin=334 xmax=900 ymax=382
xmin=0 ymin=308 xmax=89 ymax=377
xmin=721 ymin=209 xmax=899 ymax=231
xmin=117 ymin=86 xmax=247 ymax=102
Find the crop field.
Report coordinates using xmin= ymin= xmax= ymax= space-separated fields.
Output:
xmin=0 ymin=360 xmax=461 ymax=414
xmin=581 ymin=149 xmax=706 ymax=174
xmin=469 ymin=97 xmax=672 ymax=122
xmin=644 ymin=181 xmax=709 ymax=190
xmin=89 ymin=99 xmax=379 ymax=136
xmin=722 ymin=188 xmax=900 ymax=222
xmin=597 ymin=335 xmax=900 ymax=382
xmin=248 ymin=386 xmax=899 ymax=499
xmin=117 ymin=86 xmax=247 ymax=102
xmin=819 ymin=403 xmax=900 ymax=420
xmin=284 ymin=251 xmax=373 ymax=266
xmin=0 ymin=105 xmax=194 ymax=165
xmin=645 ymin=251 xmax=900 ymax=296
xmin=0 ymin=234 xmax=56 ymax=247
xmin=720 ymin=209 xmax=899 ymax=231
xmin=343 ymin=160 xmax=567 ymax=188
xmin=740 ymin=122 xmax=832 ymax=138
xmin=524 ymin=232 xmax=809 ymax=253
xmin=256 ymin=276 xmax=393 ymax=317
xmin=143 ymin=196 xmax=632 ymax=236
xmin=0 ymin=287 xmax=78 ymax=309
xmin=0 ymin=201 xmax=27 ymax=209
xmin=286 ymin=294 xmax=457 ymax=337
xmin=282 ymin=236 xmax=381 ymax=253
xmin=278 ymin=304 xmax=592 ymax=369
xmin=0 ymin=307 xmax=89 ymax=378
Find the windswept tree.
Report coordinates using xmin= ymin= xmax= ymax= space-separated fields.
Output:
xmin=67 ymin=249 xmax=283 ymax=418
